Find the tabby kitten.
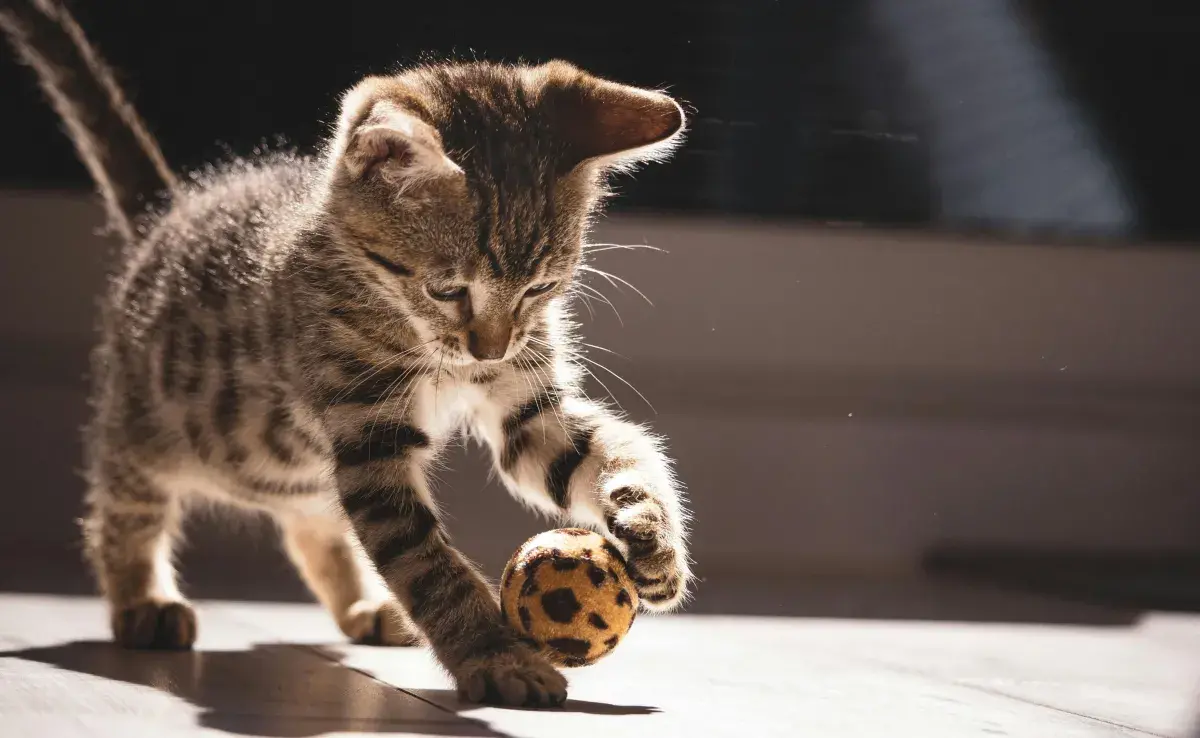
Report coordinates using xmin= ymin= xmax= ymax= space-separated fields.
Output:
xmin=1 ymin=0 xmax=692 ymax=707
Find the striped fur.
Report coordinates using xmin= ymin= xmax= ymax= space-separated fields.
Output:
xmin=4 ymin=0 xmax=692 ymax=708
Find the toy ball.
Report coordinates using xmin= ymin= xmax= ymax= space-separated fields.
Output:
xmin=500 ymin=528 xmax=638 ymax=667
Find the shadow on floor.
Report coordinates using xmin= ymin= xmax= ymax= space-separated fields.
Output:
xmin=0 ymin=640 xmax=653 ymax=737
xmin=411 ymin=690 xmax=656 ymax=717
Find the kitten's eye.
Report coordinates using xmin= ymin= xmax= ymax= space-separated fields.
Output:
xmin=427 ymin=284 xmax=468 ymax=301
xmin=525 ymin=281 xmax=558 ymax=297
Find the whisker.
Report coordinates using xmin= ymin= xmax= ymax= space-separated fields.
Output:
xmin=516 ymin=357 xmax=548 ymax=446
xmin=574 ymin=282 xmax=623 ymax=326
xmin=583 ymin=242 xmax=666 ymax=254
xmin=578 ymin=264 xmax=654 ymax=307
xmin=434 ymin=346 xmax=447 ymax=415
xmin=367 ymin=357 xmax=427 ymax=439
xmin=329 ymin=354 xmax=401 ymax=409
xmin=571 ymin=358 xmax=626 ymax=414
xmin=526 ymin=337 xmax=627 ymax=415
xmin=522 ymin=348 xmax=571 ymax=439
xmin=514 ymin=355 xmax=555 ymax=446
xmin=579 ymin=341 xmax=627 ymax=360
xmin=569 ymin=288 xmax=597 ymax=320
xmin=330 ymin=337 xmax=439 ymax=406
xmin=562 ymin=348 xmax=655 ymax=414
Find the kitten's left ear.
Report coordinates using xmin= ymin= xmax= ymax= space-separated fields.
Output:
xmin=534 ymin=61 xmax=687 ymax=172
xmin=332 ymin=78 xmax=462 ymax=186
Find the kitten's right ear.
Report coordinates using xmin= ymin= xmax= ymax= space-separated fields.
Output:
xmin=533 ymin=61 xmax=687 ymax=173
xmin=333 ymin=79 xmax=462 ymax=186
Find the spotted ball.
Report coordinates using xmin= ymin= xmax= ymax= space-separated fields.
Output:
xmin=500 ymin=528 xmax=638 ymax=667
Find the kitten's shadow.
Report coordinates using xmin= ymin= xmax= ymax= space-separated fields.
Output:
xmin=303 ymin=643 xmax=659 ymax=719
xmin=1 ymin=640 xmax=656 ymax=737
xmin=394 ymin=689 xmax=658 ymax=717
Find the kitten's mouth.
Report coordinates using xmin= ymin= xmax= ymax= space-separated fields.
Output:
xmin=432 ymin=338 xmax=499 ymax=367
xmin=436 ymin=334 xmax=529 ymax=367
xmin=432 ymin=344 xmax=476 ymax=367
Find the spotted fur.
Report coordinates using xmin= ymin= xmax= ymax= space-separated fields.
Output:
xmin=2 ymin=0 xmax=692 ymax=708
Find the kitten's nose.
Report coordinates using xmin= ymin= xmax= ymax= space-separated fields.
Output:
xmin=467 ymin=325 xmax=511 ymax=361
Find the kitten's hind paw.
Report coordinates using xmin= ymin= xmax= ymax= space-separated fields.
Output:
xmin=344 ymin=600 xmax=421 ymax=647
xmin=112 ymin=600 xmax=197 ymax=650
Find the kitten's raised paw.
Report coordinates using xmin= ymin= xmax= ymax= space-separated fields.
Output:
xmin=456 ymin=643 xmax=567 ymax=708
xmin=629 ymin=554 xmax=688 ymax=611
xmin=113 ymin=600 xmax=197 ymax=650
xmin=609 ymin=497 xmax=690 ymax=610
xmin=344 ymin=600 xmax=421 ymax=647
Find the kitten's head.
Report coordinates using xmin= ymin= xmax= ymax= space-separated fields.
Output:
xmin=319 ymin=60 xmax=684 ymax=365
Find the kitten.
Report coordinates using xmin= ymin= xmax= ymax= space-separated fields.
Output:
xmin=1 ymin=0 xmax=692 ymax=707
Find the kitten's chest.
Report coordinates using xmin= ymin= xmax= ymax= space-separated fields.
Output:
xmin=413 ymin=374 xmax=489 ymax=440
xmin=412 ymin=370 xmax=516 ymax=442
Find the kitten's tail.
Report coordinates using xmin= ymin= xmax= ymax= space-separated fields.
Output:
xmin=0 ymin=0 xmax=176 ymax=241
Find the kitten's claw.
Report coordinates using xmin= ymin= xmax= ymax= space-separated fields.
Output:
xmin=113 ymin=600 xmax=197 ymax=650
xmin=455 ymin=642 xmax=567 ymax=708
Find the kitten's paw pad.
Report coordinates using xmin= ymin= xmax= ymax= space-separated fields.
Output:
xmin=608 ymin=496 xmax=667 ymax=555
xmin=113 ymin=600 xmax=197 ymax=650
xmin=343 ymin=600 xmax=421 ymax=647
xmin=608 ymin=498 xmax=689 ymax=609
xmin=456 ymin=644 xmax=567 ymax=708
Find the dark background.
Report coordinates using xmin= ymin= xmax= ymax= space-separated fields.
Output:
xmin=2 ymin=0 xmax=1199 ymax=239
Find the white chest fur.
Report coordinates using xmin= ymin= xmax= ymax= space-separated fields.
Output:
xmin=412 ymin=373 xmax=495 ymax=444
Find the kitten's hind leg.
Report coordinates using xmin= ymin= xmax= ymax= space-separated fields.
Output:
xmin=280 ymin=513 xmax=420 ymax=646
xmin=82 ymin=462 xmax=196 ymax=650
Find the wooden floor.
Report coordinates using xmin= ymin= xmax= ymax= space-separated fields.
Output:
xmin=1 ymin=589 xmax=1197 ymax=738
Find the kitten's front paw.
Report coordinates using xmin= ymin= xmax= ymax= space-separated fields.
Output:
xmin=609 ymin=492 xmax=690 ymax=610
xmin=112 ymin=599 xmax=197 ymax=650
xmin=455 ymin=642 xmax=567 ymax=708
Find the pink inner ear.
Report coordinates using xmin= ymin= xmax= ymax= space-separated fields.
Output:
xmin=360 ymin=130 xmax=415 ymax=174
xmin=546 ymin=82 xmax=683 ymax=168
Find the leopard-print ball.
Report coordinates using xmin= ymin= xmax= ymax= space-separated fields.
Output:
xmin=500 ymin=528 xmax=638 ymax=667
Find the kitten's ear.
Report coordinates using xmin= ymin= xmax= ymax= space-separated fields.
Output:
xmin=334 ymin=80 xmax=462 ymax=185
xmin=536 ymin=61 xmax=686 ymax=172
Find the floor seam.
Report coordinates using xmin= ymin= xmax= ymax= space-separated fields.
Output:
xmin=203 ymin=603 xmax=468 ymax=718
xmin=946 ymin=680 xmax=1171 ymax=738
xmin=861 ymin=656 xmax=1170 ymax=738
xmin=296 ymin=642 xmax=463 ymax=716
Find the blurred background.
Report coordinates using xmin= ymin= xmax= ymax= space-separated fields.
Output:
xmin=1 ymin=0 xmax=1197 ymax=619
